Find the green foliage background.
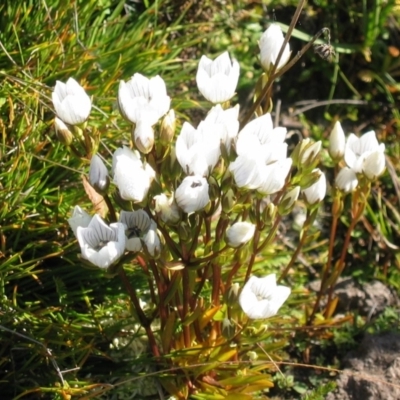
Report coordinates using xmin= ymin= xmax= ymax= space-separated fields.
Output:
xmin=0 ymin=0 xmax=399 ymax=398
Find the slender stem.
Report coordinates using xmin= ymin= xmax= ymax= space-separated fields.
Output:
xmin=241 ymin=25 xmax=329 ymax=129
xmin=244 ymin=229 xmax=261 ymax=282
xmin=118 ymin=267 xmax=160 ymax=357
xmin=182 ymin=268 xmax=191 ymax=348
xmin=104 ymin=194 xmax=116 ymax=223
xmin=307 ymin=212 xmax=339 ymax=323
xmin=240 ymin=0 xmax=306 ymax=128
xmin=279 ymin=221 xmax=309 ymax=282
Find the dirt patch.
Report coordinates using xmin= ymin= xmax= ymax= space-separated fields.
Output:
xmin=309 ymin=278 xmax=399 ymax=317
xmin=326 ymin=332 xmax=400 ymax=400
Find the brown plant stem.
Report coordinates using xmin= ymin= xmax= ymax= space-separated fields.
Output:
xmin=103 ymin=194 xmax=117 ymax=223
xmin=307 ymin=211 xmax=339 ymax=323
xmin=118 ymin=266 xmax=160 ymax=357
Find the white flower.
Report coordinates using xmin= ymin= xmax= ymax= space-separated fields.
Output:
xmin=362 ymin=150 xmax=386 ymax=180
xmin=175 ymin=121 xmax=221 ymax=176
xmin=230 ymin=114 xmax=292 ymax=195
xmin=112 ymin=147 xmax=155 ymax=202
xmin=118 ymin=73 xmax=170 ymax=125
xmin=302 ymin=169 xmax=327 ymax=205
xmin=229 ymin=152 xmax=265 ymax=190
xmin=144 ymin=222 xmax=161 ymax=257
xmin=226 ymin=222 xmax=256 ymax=247
xmin=259 ymin=24 xmax=291 ymax=71
xmin=344 ymin=131 xmax=385 ymax=174
xmin=336 ymin=167 xmax=358 ymax=192
xmin=329 ymin=121 xmax=346 ymax=160
xmin=257 ymin=158 xmax=293 ymax=195
xmin=175 ymin=175 xmax=210 ymax=213
xmin=119 ymin=210 xmax=151 ymax=252
xmin=89 ymin=155 xmax=110 ymax=194
xmin=196 ymin=52 xmax=240 ymax=103
xmin=68 ymin=206 xmax=92 ymax=237
xmin=204 ymin=104 xmax=240 ymax=153
xmin=235 ymin=113 xmax=287 ymax=157
xmin=77 ymin=215 xmax=125 ymax=269
xmin=52 ymin=78 xmax=91 ymax=125
xmin=239 ymin=274 xmax=291 ymax=319
xmin=154 ymin=193 xmax=181 ymax=224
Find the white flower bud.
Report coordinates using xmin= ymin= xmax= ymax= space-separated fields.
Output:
xmin=329 ymin=121 xmax=345 ymax=161
xmin=299 ymin=139 xmax=322 ymax=166
xmin=52 ymin=78 xmax=91 ymax=125
xmin=154 ymin=193 xmax=180 ymax=224
xmin=175 ymin=175 xmax=209 ymax=213
xmin=302 ymin=169 xmax=326 ymax=205
xmin=259 ymin=24 xmax=291 ymax=72
xmin=335 ymin=167 xmax=358 ymax=193
xmin=54 ymin=117 xmax=73 ymax=145
xmin=89 ymin=155 xmax=110 ymax=194
xmin=133 ymin=122 xmax=154 ymax=154
xmin=226 ymin=222 xmax=256 ymax=248
xmin=144 ymin=222 xmax=161 ymax=258
xmin=196 ymin=52 xmax=240 ymax=103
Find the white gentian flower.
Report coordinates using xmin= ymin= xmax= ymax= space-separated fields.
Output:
xmin=112 ymin=147 xmax=155 ymax=202
xmin=77 ymin=215 xmax=125 ymax=269
xmin=230 ymin=114 xmax=292 ymax=195
xmin=329 ymin=121 xmax=346 ymax=161
xmin=336 ymin=167 xmax=358 ymax=193
xmin=235 ymin=113 xmax=287 ymax=157
xmin=239 ymin=274 xmax=291 ymax=319
xmin=175 ymin=121 xmax=222 ymax=176
xmin=175 ymin=175 xmax=210 ymax=213
xmin=258 ymin=158 xmax=293 ymax=195
xmin=144 ymin=221 xmax=161 ymax=257
xmin=154 ymin=193 xmax=181 ymax=224
xmin=229 ymin=152 xmax=265 ymax=190
xmin=226 ymin=222 xmax=256 ymax=248
xmin=344 ymin=131 xmax=385 ymax=174
xmin=302 ymin=169 xmax=327 ymax=205
xmin=52 ymin=78 xmax=92 ymax=125
xmin=89 ymin=155 xmax=110 ymax=194
xmin=204 ymin=104 xmax=240 ymax=153
xmin=68 ymin=206 xmax=92 ymax=237
xmin=118 ymin=73 xmax=170 ymax=126
xmin=119 ymin=210 xmax=151 ymax=252
xmin=196 ymin=52 xmax=240 ymax=103
xmin=259 ymin=24 xmax=291 ymax=72
xmin=362 ymin=150 xmax=386 ymax=180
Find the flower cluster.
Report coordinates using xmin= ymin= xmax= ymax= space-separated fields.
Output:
xmin=53 ymin=21 xmax=387 ymax=380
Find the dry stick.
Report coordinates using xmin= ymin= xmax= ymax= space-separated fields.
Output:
xmin=118 ymin=267 xmax=160 ymax=357
xmin=240 ymin=0 xmax=306 ymax=129
xmin=0 ymin=325 xmax=66 ymax=387
xmin=241 ymin=24 xmax=330 ymax=129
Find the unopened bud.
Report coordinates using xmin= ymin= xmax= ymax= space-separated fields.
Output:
xmin=159 ymin=109 xmax=176 ymax=144
xmin=298 ymin=139 xmax=321 ymax=168
xmin=54 ymin=117 xmax=73 ymax=146
xmin=133 ymin=122 xmax=154 ymax=154
xmin=89 ymin=154 xmax=110 ymax=195
xmin=226 ymin=222 xmax=255 ymax=248
xmin=278 ymin=186 xmax=300 ymax=215
xmin=302 ymin=169 xmax=326 ymax=205
xmin=329 ymin=121 xmax=345 ymax=162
